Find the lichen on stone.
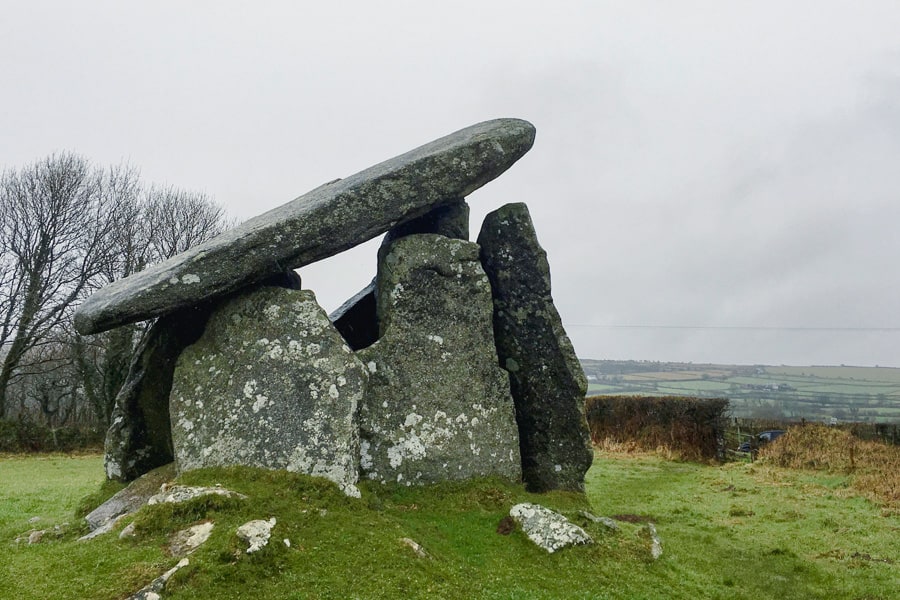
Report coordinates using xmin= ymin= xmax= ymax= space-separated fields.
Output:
xmin=358 ymin=234 xmax=521 ymax=485
xmin=479 ymin=203 xmax=593 ymax=493
xmin=509 ymin=503 xmax=593 ymax=553
xmin=236 ymin=518 xmax=276 ymax=554
xmin=170 ymin=286 xmax=367 ymax=497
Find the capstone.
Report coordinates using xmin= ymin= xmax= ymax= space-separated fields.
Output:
xmin=74 ymin=119 xmax=535 ymax=335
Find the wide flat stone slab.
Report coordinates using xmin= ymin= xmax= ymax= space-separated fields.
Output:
xmin=74 ymin=118 xmax=535 ymax=335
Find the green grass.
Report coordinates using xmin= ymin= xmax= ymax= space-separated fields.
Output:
xmin=590 ymin=454 xmax=898 ymax=598
xmin=586 ymin=383 xmax=624 ymax=394
xmin=1 ymin=453 xmax=897 ymax=599
xmin=0 ymin=454 xmax=106 ymax=527
xmin=767 ymin=365 xmax=900 ymax=383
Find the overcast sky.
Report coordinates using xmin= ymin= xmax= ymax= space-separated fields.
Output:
xmin=3 ymin=1 xmax=900 ymax=367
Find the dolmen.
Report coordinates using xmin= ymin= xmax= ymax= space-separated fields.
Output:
xmin=74 ymin=118 xmax=593 ymax=496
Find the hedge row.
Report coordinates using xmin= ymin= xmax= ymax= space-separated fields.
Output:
xmin=585 ymin=395 xmax=729 ymax=461
xmin=0 ymin=419 xmax=105 ymax=453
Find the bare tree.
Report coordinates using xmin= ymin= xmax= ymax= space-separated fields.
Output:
xmin=67 ymin=163 xmax=149 ymax=426
xmin=0 ymin=153 xmax=123 ymax=417
xmin=70 ymin=182 xmax=232 ymax=425
xmin=144 ymin=185 xmax=231 ymax=262
xmin=95 ymin=163 xmax=147 ymax=286
xmin=0 ymin=153 xmax=232 ymax=423
xmin=10 ymin=339 xmax=78 ymax=428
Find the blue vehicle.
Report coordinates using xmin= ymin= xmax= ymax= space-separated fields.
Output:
xmin=738 ymin=429 xmax=786 ymax=453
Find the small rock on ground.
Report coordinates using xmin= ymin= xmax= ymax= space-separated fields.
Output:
xmin=509 ymin=503 xmax=592 ymax=553
xmin=147 ymin=484 xmax=246 ymax=505
xmin=124 ymin=558 xmax=189 ymax=600
xmin=169 ymin=521 xmax=215 ymax=556
xmin=400 ymin=537 xmax=430 ymax=559
xmin=236 ymin=518 xmax=276 ymax=554
xmin=645 ymin=523 xmax=663 ymax=560
xmin=578 ymin=510 xmax=620 ymax=531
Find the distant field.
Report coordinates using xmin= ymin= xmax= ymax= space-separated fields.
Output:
xmin=582 ymin=360 xmax=900 ymax=423
xmin=769 ymin=365 xmax=900 ymax=383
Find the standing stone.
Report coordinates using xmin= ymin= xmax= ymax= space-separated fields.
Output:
xmin=74 ymin=119 xmax=535 ymax=335
xmin=478 ymin=203 xmax=592 ymax=492
xmin=169 ymin=286 xmax=367 ymax=497
xmin=330 ymin=199 xmax=470 ymax=351
xmin=358 ymin=234 xmax=521 ymax=485
xmin=329 ymin=279 xmax=377 ymax=351
xmin=104 ymin=272 xmax=300 ymax=482
xmin=104 ymin=306 xmax=212 ymax=482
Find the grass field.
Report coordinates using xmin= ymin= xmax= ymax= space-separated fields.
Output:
xmin=1 ymin=446 xmax=898 ymax=600
xmin=0 ymin=454 xmax=106 ymax=527
xmin=583 ymin=360 xmax=900 ymax=423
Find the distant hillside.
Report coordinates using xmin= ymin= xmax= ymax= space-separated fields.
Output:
xmin=580 ymin=359 xmax=900 ymax=424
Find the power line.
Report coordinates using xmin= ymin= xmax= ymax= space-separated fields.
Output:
xmin=565 ymin=324 xmax=900 ymax=332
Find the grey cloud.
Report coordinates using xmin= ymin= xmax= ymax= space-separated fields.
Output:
xmin=4 ymin=2 xmax=900 ymax=366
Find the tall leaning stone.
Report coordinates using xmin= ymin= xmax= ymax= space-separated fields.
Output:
xmin=74 ymin=119 xmax=535 ymax=335
xmin=477 ymin=203 xmax=592 ymax=492
xmin=358 ymin=234 xmax=521 ymax=485
xmin=169 ymin=286 xmax=367 ymax=497
xmin=104 ymin=306 xmax=211 ymax=482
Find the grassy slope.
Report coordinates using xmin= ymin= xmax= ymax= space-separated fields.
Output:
xmin=1 ymin=453 xmax=897 ymax=600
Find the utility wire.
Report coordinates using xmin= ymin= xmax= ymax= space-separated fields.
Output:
xmin=565 ymin=324 xmax=900 ymax=332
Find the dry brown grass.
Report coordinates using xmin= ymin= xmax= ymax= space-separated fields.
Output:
xmin=585 ymin=395 xmax=729 ymax=461
xmin=593 ymin=437 xmax=681 ymax=461
xmin=760 ymin=424 xmax=900 ymax=508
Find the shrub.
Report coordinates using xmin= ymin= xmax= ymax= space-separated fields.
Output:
xmin=0 ymin=418 xmax=104 ymax=453
xmin=761 ymin=424 xmax=900 ymax=508
xmin=0 ymin=418 xmax=17 ymax=451
xmin=584 ymin=395 xmax=729 ymax=461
